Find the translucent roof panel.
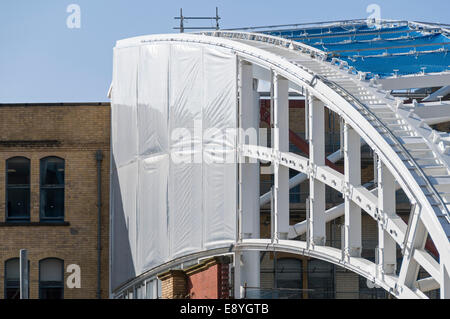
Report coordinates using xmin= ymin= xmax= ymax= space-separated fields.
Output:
xmin=262 ymin=21 xmax=450 ymax=78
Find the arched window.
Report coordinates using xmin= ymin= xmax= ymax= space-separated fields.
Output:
xmin=4 ymin=258 xmax=20 ymax=299
xmin=40 ymin=157 xmax=65 ymax=221
xmin=4 ymin=258 xmax=29 ymax=299
xmin=39 ymin=258 xmax=64 ymax=299
xmin=276 ymin=258 xmax=303 ymax=299
xmin=6 ymin=157 xmax=30 ymax=221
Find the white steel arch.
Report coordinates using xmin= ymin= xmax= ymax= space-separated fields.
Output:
xmin=117 ymin=30 xmax=450 ymax=299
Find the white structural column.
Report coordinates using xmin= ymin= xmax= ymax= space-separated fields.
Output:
xmin=233 ymin=251 xmax=242 ymax=298
xmin=237 ymin=61 xmax=260 ymax=297
xmin=441 ymin=262 xmax=450 ymax=298
xmin=344 ymin=123 xmax=362 ymax=257
xmin=308 ymin=94 xmax=326 ymax=246
xmin=377 ymin=159 xmax=397 ymax=276
xmin=273 ymin=73 xmax=290 ymax=240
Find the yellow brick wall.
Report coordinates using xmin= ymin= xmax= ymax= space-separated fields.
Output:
xmin=159 ymin=271 xmax=188 ymax=299
xmin=0 ymin=104 xmax=110 ymax=299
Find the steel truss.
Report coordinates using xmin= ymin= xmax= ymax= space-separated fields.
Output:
xmin=125 ymin=27 xmax=450 ymax=299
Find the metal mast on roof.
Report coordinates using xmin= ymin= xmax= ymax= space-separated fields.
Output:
xmin=174 ymin=7 xmax=220 ymax=33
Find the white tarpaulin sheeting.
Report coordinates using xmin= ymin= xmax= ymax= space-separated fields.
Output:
xmin=110 ymin=39 xmax=237 ymax=291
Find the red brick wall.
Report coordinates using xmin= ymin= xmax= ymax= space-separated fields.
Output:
xmin=218 ymin=263 xmax=230 ymax=299
xmin=158 ymin=257 xmax=230 ymax=299
xmin=188 ymin=264 xmax=220 ymax=299
xmin=186 ymin=262 xmax=229 ymax=299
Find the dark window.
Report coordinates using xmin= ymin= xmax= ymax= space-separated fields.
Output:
xmin=39 ymin=258 xmax=64 ymax=299
xmin=4 ymin=258 xmax=30 ymax=299
xmin=275 ymin=258 xmax=303 ymax=299
xmin=6 ymin=157 xmax=30 ymax=221
xmin=5 ymin=258 xmax=20 ymax=299
xmin=358 ymin=275 xmax=388 ymax=299
xmin=307 ymin=258 xmax=335 ymax=299
xmin=40 ymin=157 xmax=65 ymax=220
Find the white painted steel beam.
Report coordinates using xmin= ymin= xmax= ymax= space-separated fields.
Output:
xmin=238 ymin=61 xmax=260 ymax=295
xmin=379 ymin=73 xmax=450 ymax=91
xmin=344 ymin=124 xmax=362 ymax=258
xmin=377 ymin=159 xmax=397 ymax=276
xmin=422 ymin=86 xmax=450 ymax=102
xmin=236 ymin=238 xmax=425 ymax=298
xmin=413 ymin=249 xmax=440 ymax=280
xmin=234 ymin=251 xmax=242 ymax=299
xmin=406 ymin=101 xmax=450 ymax=125
xmin=415 ymin=277 xmax=440 ymax=292
xmin=259 ymin=140 xmax=367 ymax=207
xmin=308 ymin=95 xmax=326 ymax=246
xmin=441 ymin=262 xmax=450 ymax=298
xmin=398 ymin=205 xmax=428 ymax=293
xmin=240 ymin=61 xmax=260 ymax=240
xmin=273 ymin=73 xmax=290 ymax=240
xmin=243 ymin=143 xmax=408 ymax=250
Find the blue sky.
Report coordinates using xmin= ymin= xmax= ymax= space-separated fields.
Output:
xmin=0 ymin=0 xmax=449 ymax=103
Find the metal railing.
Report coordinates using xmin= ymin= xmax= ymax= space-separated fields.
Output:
xmin=224 ymin=19 xmax=408 ymax=33
xmin=200 ymin=30 xmax=328 ymax=59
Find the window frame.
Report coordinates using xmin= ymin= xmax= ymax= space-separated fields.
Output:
xmin=5 ymin=156 xmax=31 ymax=222
xmin=39 ymin=156 xmax=65 ymax=222
xmin=38 ymin=257 xmax=64 ymax=299
xmin=4 ymin=258 xmax=29 ymax=299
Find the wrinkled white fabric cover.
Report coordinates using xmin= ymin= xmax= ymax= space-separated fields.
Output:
xmin=111 ymin=41 xmax=237 ymax=290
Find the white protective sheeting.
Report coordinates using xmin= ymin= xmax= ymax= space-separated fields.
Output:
xmin=111 ymin=40 xmax=237 ymax=291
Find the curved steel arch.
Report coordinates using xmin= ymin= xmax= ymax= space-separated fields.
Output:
xmin=120 ymin=31 xmax=450 ymax=298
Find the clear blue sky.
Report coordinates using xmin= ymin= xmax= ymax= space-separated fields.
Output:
xmin=0 ymin=0 xmax=448 ymax=103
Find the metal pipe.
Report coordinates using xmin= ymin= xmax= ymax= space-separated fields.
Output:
xmin=288 ymin=27 xmax=433 ymax=40
xmin=237 ymin=60 xmax=243 ymax=243
xmin=20 ymin=249 xmax=28 ymax=299
xmin=96 ymin=150 xmax=103 ymax=299
xmin=224 ymin=18 xmax=397 ymax=32
xmin=329 ymin=41 xmax=450 ymax=54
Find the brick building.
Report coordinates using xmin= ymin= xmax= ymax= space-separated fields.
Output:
xmin=0 ymin=103 xmax=110 ymax=299
xmin=0 ymin=101 xmax=445 ymax=299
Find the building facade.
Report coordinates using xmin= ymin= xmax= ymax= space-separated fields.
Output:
xmin=117 ymin=97 xmax=450 ymax=299
xmin=0 ymin=99 xmax=445 ymax=299
xmin=116 ymin=98 xmax=447 ymax=299
xmin=0 ymin=103 xmax=110 ymax=299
